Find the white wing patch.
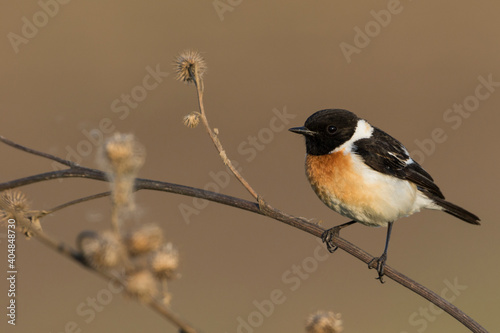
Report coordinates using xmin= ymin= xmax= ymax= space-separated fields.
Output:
xmin=387 ymin=145 xmax=414 ymax=166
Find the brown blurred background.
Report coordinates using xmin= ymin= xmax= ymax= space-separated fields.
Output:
xmin=1 ymin=1 xmax=499 ymax=332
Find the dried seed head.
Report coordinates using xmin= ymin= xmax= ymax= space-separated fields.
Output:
xmin=78 ymin=230 xmax=122 ymax=269
xmin=0 ymin=190 xmax=40 ymax=238
xmin=0 ymin=190 xmax=28 ymax=225
xmin=305 ymin=311 xmax=343 ymax=333
xmin=183 ymin=112 xmax=201 ymax=128
xmin=150 ymin=243 xmax=179 ymax=280
xmin=174 ymin=50 xmax=206 ymax=83
xmin=125 ymin=224 xmax=163 ymax=256
xmin=98 ymin=133 xmax=145 ymax=211
xmin=126 ymin=270 xmax=157 ymax=302
xmin=0 ymin=190 xmax=29 ymax=213
xmin=100 ymin=133 xmax=145 ymax=178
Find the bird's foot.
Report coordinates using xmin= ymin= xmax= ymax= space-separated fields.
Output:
xmin=321 ymin=227 xmax=342 ymax=253
xmin=368 ymin=253 xmax=388 ymax=283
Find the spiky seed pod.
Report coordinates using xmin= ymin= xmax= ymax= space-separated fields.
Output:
xmin=0 ymin=190 xmax=29 ymax=226
xmin=125 ymin=224 xmax=163 ymax=256
xmin=183 ymin=112 xmax=201 ymax=128
xmin=100 ymin=133 xmax=145 ymax=179
xmin=78 ymin=230 xmax=122 ymax=269
xmin=174 ymin=50 xmax=207 ymax=84
xmin=305 ymin=311 xmax=343 ymax=333
xmin=0 ymin=190 xmax=29 ymax=213
xmin=0 ymin=190 xmax=40 ymax=238
xmin=126 ymin=270 xmax=157 ymax=302
xmin=98 ymin=133 xmax=145 ymax=212
xmin=150 ymin=243 xmax=179 ymax=280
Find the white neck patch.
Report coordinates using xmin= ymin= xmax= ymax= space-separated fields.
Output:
xmin=332 ymin=119 xmax=373 ymax=154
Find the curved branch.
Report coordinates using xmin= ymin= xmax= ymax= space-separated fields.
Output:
xmin=0 ymin=138 xmax=487 ymax=333
xmin=0 ymin=168 xmax=486 ymax=332
xmin=0 ymin=135 xmax=79 ymax=168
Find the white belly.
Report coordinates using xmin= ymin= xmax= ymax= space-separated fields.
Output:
xmin=307 ymin=151 xmax=438 ymax=227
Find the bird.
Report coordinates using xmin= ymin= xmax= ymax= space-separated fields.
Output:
xmin=289 ymin=109 xmax=480 ymax=282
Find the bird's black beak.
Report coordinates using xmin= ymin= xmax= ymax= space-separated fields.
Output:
xmin=288 ymin=126 xmax=316 ymax=136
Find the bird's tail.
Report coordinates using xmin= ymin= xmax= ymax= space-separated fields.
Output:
xmin=432 ymin=197 xmax=481 ymax=225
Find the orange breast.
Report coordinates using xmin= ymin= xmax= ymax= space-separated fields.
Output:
xmin=305 ymin=150 xmax=418 ymax=225
xmin=306 ymin=150 xmax=378 ymax=210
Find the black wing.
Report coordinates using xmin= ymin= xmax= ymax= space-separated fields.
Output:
xmin=353 ymin=127 xmax=444 ymax=199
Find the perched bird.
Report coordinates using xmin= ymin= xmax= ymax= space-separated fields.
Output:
xmin=289 ymin=109 xmax=480 ymax=281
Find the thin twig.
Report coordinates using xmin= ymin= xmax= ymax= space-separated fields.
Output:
xmin=0 ymin=135 xmax=80 ymax=168
xmin=0 ymin=138 xmax=487 ymax=333
xmin=189 ymin=67 xmax=259 ymax=200
xmin=38 ymin=191 xmax=112 ymax=217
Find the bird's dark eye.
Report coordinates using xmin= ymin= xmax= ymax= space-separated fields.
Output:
xmin=326 ymin=125 xmax=337 ymax=134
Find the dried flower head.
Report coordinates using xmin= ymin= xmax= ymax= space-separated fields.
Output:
xmin=174 ymin=50 xmax=207 ymax=83
xmin=0 ymin=190 xmax=29 ymax=213
xmin=126 ymin=270 xmax=157 ymax=302
xmin=183 ymin=112 xmax=201 ymax=128
xmin=150 ymin=243 xmax=179 ymax=280
xmin=78 ymin=230 xmax=122 ymax=269
xmin=100 ymin=133 xmax=145 ymax=178
xmin=125 ymin=224 xmax=163 ymax=256
xmin=305 ymin=311 xmax=343 ymax=333
xmin=98 ymin=133 xmax=145 ymax=211
xmin=0 ymin=190 xmax=40 ymax=238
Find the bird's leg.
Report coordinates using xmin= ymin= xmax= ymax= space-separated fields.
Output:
xmin=321 ymin=220 xmax=356 ymax=253
xmin=368 ymin=221 xmax=394 ymax=283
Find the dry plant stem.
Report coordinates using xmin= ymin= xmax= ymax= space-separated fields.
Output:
xmin=191 ymin=74 xmax=259 ymax=200
xmin=38 ymin=191 xmax=111 ymax=217
xmin=0 ymin=135 xmax=78 ymax=168
xmin=0 ymin=137 xmax=195 ymax=333
xmin=0 ymin=137 xmax=487 ymax=333
xmin=111 ymin=198 xmax=120 ymax=236
xmin=27 ymin=220 xmax=197 ymax=333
